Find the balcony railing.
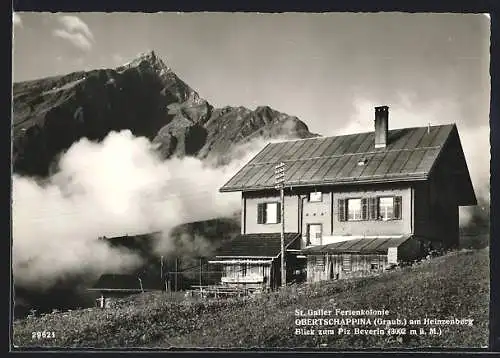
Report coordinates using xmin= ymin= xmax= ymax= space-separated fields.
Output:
xmin=221 ymin=275 xmax=263 ymax=284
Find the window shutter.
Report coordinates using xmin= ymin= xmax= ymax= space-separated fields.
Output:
xmin=369 ymin=197 xmax=378 ymax=220
xmin=394 ymin=196 xmax=402 ymax=219
xmin=257 ymin=203 xmax=264 ymax=224
xmin=276 ymin=202 xmax=281 ymax=223
xmin=338 ymin=199 xmax=346 ymax=222
xmin=361 ymin=198 xmax=368 ymax=220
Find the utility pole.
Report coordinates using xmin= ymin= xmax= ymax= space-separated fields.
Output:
xmin=160 ymin=256 xmax=163 ymax=280
xmin=199 ymin=257 xmax=202 ymax=287
xmin=175 ymin=257 xmax=178 ymax=292
xmin=275 ymin=162 xmax=286 ymax=287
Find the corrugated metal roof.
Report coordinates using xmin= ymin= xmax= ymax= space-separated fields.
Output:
xmin=220 ymin=125 xmax=456 ymax=192
xmin=301 ymin=235 xmax=413 ymax=254
xmin=215 ymin=233 xmax=301 ymax=258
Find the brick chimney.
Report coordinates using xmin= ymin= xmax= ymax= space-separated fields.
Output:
xmin=374 ymin=106 xmax=389 ymax=148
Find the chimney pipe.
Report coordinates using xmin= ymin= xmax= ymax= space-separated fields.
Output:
xmin=374 ymin=106 xmax=389 ymax=148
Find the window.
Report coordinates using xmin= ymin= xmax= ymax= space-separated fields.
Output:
xmin=266 ymin=203 xmax=278 ymax=223
xmin=348 ymin=198 xmax=362 ymax=221
xmin=309 ymin=191 xmax=323 ymax=202
xmin=338 ymin=195 xmax=402 ymax=221
xmin=257 ymin=202 xmax=281 ymax=224
xmin=357 ymin=158 xmax=368 ymax=166
xmin=379 ymin=197 xmax=394 ymax=220
xmin=307 ymin=224 xmax=322 ymax=246
xmin=339 ymin=198 xmax=368 ymax=221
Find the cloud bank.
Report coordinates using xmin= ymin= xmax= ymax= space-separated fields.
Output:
xmin=52 ymin=15 xmax=94 ymax=51
xmin=12 ymin=130 xmax=266 ymax=289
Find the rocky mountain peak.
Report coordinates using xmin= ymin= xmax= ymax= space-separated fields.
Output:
xmin=117 ymin=50 xmax=171 ymax=75
xmin=12 ymin=52 xmax=316 ymax=177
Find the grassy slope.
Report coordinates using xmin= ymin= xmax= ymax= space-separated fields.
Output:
xmin=13 ymin=248 xmax=489 ymax=349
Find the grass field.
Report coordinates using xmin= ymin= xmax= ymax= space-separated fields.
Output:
xmin=13 ymin=247 xmax=490 ymax=349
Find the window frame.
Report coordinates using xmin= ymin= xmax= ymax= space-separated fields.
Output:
xmin=378 ymin=196 xmax=395 ymax=221
xmin=377 ymin=195 xmax=403 ymax=221
xmin=257 ymin=201 xmax=281 ymax=224
xmin=308 ymin=191 xmax=323 ymax=203
xmin=338 ymin=195 xmax=402 ymax=222
xmin=306 ymin=223 xmax=323 ymax=246
xmin=347 ymin=197 xmax=363 ymax=221
xmin=265 ymin=202 xmax=279 ymax=224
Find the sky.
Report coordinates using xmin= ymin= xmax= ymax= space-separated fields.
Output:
xmin=12 ymin=12 xmax=490 ymax=134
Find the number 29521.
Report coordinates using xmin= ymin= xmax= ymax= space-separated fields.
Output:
xmin=32 ymin=331 xmax=56 ymax=340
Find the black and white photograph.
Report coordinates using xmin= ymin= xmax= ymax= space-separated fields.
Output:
xmin=11 ymin=11 xmax=491 ymax=350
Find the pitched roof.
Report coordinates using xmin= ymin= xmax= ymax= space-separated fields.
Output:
xmin=220 ymin=124 xmax=457 ymax=192
xmin=302 ymin=235 xmax=413 ymax=255
xmin=214 ymin=233 xmax=301 ymax=258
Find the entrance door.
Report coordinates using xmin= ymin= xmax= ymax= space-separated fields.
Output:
xmin=329 ymin=256 xmax=341 ymax=280
xmin=307 ymin=224 xmax=323 ymax=246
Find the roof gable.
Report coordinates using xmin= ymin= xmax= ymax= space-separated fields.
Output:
xmin=427 ymin=125 xmax=477 ymax=206
xmin=220 ymin=124 xmax=455 ymax=192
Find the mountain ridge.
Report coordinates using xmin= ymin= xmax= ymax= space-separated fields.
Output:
xmin=12 ymin=50 xmax=317 ymax=177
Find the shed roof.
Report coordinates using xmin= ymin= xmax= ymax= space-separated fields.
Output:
xmin=220 ymin=124 xmax=458 ymax=192
xmin=214 ymin=233 xmax=301 ymax=258
xmin=301 ymin=235 xmax=413 ymax=255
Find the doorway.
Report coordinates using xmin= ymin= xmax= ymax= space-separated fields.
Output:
xmin=307 ymin=223 xmax=323 ymax=246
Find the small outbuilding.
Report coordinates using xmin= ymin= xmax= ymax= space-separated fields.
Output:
xmin=301 ymin=235 xmax=422 ymax=282
xmin=208 ymin=233 xmax=304 ymax=291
